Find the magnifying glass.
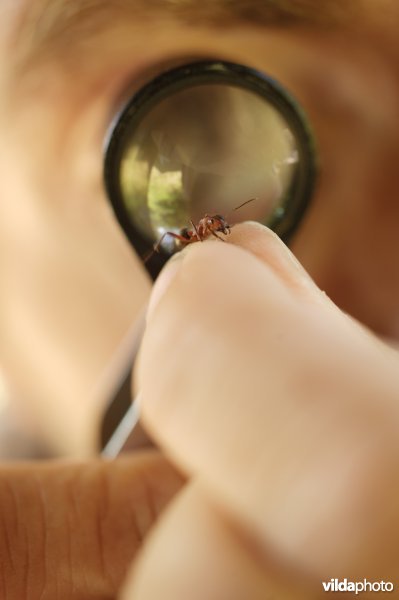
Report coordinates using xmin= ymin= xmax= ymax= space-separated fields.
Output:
xmin=100 ymin=60 xmax=317 ymax=455
xmin=104 ymin=60 xmax=317 ymax=279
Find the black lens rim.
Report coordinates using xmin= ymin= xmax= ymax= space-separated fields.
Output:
xmin=104 ymin=60 xmax=317 ymax=279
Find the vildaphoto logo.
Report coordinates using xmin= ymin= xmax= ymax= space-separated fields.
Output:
xmin=322 ymin=579 xmax=394 ymax=594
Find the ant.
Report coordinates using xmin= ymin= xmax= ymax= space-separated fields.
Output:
xmin=146 ymin=198 xmax=256 ymax=262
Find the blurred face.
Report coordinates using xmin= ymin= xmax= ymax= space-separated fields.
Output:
xmin=1 ymin=1 xmax=399 ymax=454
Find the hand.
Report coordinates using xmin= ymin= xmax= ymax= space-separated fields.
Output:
xmin=127 ymin=223 xmax=399 ymax=598
xmin=0 ymin=454 xmax=182 ymax=599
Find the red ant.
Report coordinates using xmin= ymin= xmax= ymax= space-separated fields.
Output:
xmin=146 ymin=198 xmax=256 ymax=262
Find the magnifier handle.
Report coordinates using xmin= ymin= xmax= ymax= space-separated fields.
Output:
xmin=100 ymin=313 xmax=154 ymax=458
xmin=101 ymin=396 xmax=151 ymax=458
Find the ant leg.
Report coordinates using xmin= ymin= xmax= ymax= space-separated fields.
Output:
xmin=210 ymin=230 xmax=226 ymax=242
xmin=155 ymin=232 xmax=191 ymax=252
xmin=190 ymin=220 xmax=202 ymax=242
xmin=144 ymin=232 xmax=190 ymax=263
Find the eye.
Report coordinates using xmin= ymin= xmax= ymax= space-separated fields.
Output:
xmin=104 ymin=60 xmax=317 ymax=277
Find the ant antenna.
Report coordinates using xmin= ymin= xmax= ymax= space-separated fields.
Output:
xmin=225 ymin=197 xmax=257 ymax=220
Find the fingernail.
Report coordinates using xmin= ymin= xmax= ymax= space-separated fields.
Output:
xmin=231 ymin=222 xmax=317 ymax=290
xmin=146 ymin=252 xmax=185 ymax=323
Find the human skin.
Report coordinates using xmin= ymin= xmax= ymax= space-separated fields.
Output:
xmin=131 ymin=225 xmax=399 ymax=598
xmin=1 ymin=0 xmax=399 ymax=453
xmin=0 ymin=0 xmax=399 ymax=598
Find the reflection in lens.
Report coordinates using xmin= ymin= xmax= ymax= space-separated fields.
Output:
xmin=105 ymin=62 xmax=316 ymax=267
xmin=118 ymin=84 xmax=299 ymax=252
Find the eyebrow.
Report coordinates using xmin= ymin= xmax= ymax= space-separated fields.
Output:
xmin=13 ymin=0 xmax=358 ymax=66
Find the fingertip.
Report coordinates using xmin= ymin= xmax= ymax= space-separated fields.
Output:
xmin=145 ymin=223 xmax=319 ymax=334
xmin=228 ymin=222 xmax=318 ymax=293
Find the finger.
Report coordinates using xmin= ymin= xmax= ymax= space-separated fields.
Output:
xmin=145 ymin=221 xmax=321 ymax=324
xmin=122 ymin=481 xmax=317 ymax=600
xmin=227 ymin=221 xmax=319 ymax=293
xmin=136 ymin=227 xmax=399 ymax=582
xmin=0 ymin=452 xmax=183 ymax=599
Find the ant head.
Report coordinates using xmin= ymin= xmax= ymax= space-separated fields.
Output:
xmin=211 ymin=215 xmax=229 ymax=234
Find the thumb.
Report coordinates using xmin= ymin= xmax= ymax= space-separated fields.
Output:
xmin=136 ymin=223 xmax=399 ymax=583
xmin=0 ymin=452 xmax=183 ymax=599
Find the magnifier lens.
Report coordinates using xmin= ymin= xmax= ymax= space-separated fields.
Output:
xmin=105 ymin=62 xmax=316 ymax=272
